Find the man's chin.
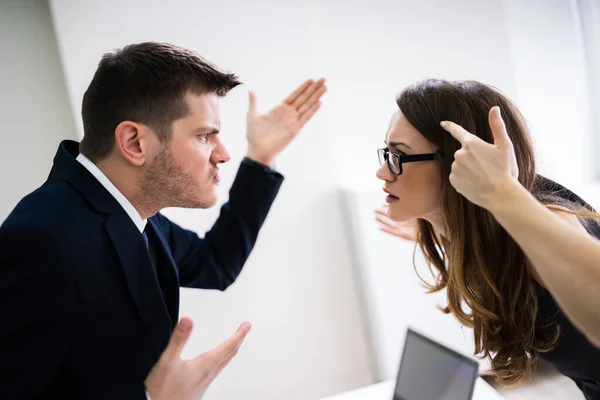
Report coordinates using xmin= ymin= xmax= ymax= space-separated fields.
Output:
xmin=197 ymin=194 xmax=218 ymax=209
xmin=171 ymin=195 xmax=217 ymax=210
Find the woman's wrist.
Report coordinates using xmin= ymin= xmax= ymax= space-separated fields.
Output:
xmin=487 ymin=178 xmax=531 ymax=217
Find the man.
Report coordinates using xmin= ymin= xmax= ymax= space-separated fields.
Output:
xmin=0 ymin=42 xmax=326 ymax=399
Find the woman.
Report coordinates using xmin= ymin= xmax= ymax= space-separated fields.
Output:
xmin=375 ymin=79 xmax=600 ymax=399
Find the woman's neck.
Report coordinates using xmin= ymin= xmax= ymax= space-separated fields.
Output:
xmin=422 ymin=210 xmax=446 ymax=239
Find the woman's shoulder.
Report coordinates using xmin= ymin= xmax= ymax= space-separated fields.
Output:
xmin=533 ymin=174 xmax=600 ymax=239
xmin=532 ymin=175 xmax=594 ymax=210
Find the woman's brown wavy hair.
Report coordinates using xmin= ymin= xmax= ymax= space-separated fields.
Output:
xmin=396 ymin=79 xmax=571 ymax=386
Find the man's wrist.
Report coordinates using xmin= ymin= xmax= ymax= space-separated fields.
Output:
xmin=245 ymin=146 xmax=276 ymax=166
xmin=243 ymin=154 xmax=277 ymax=172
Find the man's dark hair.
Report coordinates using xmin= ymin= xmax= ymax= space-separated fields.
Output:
xmin=80 ymin=42 xmax=241 ymax=161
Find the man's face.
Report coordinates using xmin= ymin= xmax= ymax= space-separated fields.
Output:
xmin=142 ymin=92 xmax=230 ymax=210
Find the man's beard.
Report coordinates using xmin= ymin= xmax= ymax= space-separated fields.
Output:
xmin=141 ymin=146 xmax=216 ymax=211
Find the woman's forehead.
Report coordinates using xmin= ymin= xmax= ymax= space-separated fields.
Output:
xmin=386 ymin=110 xmax=421 ymax=143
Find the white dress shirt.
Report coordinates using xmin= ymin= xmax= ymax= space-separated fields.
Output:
xmin=76 ymin=153 xmax=147 ymax=233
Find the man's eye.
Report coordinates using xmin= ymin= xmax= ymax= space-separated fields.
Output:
xmin=198 ymin=133 xmax=209 ymax=142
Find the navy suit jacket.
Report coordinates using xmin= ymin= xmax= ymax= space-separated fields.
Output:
xmin=0 ymin=140 xmax=283 ymax=399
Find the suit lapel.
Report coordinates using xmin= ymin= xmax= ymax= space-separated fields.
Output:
xmin=105 ymin=211 xmax=172 ymax=359
xmin=146 ymin=219 xmax=181 ymax=328
xmin=51 ymin=140 xmax=177 ymax=358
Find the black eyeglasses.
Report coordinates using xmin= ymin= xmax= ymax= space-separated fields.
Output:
xmin=377 ymin=148 xmax=441 ymax=176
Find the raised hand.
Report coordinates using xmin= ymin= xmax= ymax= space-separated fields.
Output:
xmin=440 ymin=106 xmax=521 ymax=212
xmin=246 ymin=78 xmax=327 ymax=165
xmin=145 ymin=317 xmax=251 ymax=400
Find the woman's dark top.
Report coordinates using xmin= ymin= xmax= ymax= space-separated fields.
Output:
xmin=533 ymin=175 xmax=600 ymax=400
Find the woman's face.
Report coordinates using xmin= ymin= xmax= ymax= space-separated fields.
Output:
xmin=376 ymin=110 xmax=442 ymax=223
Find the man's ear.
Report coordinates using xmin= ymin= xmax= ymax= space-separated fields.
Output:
xmin=114 ymin=121 xmax=152 ymax=167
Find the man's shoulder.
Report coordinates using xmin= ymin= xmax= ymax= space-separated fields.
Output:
xmin=2 ymin=179 xmax=96 ymax=237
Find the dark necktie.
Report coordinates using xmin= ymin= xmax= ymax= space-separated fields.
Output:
xmin=142 ymin=226 xmax=179 ymax=326
xmin=142 ymin=228 xmax=158 ymax=272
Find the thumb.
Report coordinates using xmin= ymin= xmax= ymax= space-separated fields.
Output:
xmin=248 ymin=91 xmax=257 ymax=115
xmin=488 ymin=106 xmax=512 ymax=150
xmin=162 ymin=317 xmax=193 ymax=362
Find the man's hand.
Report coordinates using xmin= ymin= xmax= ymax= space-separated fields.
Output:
xmin=374 ymin=205 xmax=418 ymax=242
xmin=440 ymin=106 xmax=522 ymax=212
xmin=246 ymin=78 xmax=327 ymax=166
xmin=145 ymin=317 xmax=251 ymax=400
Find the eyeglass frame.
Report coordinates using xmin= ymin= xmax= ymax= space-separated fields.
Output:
xmin=377 ymin=147 xmax=442 ymax=176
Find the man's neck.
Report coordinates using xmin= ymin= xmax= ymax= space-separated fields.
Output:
xmin=95 ymin=158 xmax=157 ymax=220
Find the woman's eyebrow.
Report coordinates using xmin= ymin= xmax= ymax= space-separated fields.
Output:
xmin=385 ymin=141 xmax=412 ymax=150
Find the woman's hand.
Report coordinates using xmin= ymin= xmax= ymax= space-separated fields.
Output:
xmin=374 ymin=205 xmax=418 ymax=242
xmin=440 ymin=106 xmax=522 ymax=212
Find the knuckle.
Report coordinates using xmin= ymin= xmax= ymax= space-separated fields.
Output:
xmin=454 ymin=150 xmax=466 ymax=162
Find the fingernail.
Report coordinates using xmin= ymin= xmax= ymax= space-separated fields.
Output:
xmin=178 ymin=319 xmax=192 ymax=333
xmin=440 ymin=121 xmax=447 ymax=127
xmin=494 ymin=107 xmax=501 ymax=117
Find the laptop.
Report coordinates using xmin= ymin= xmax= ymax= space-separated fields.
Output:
xmin=393 ymin=328 xmax=479 ymax=400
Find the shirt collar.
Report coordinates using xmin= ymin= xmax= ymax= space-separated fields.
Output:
xmin=76 ymin=153 xmax=147 ymax=233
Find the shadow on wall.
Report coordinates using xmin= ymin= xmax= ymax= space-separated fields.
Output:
xmin=0 ymin=0 xmax=77 ymax=222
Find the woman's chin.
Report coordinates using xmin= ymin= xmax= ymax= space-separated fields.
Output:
xmin=387 ymin=208 xmax=413 ymax=223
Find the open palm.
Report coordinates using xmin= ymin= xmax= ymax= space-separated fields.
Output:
xmin=246 ymin=78 xmax=327 ymax=165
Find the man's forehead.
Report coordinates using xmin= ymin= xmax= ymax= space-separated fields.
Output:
xmin=184 ymin=92 xmax=221 ymax=127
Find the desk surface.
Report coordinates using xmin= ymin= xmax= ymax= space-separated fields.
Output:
xmin=320 ymin=378 xmax=504 ymax=400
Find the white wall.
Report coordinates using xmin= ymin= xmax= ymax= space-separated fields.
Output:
xmin=45 ymin=0 xmax=596 ymax=399
xmin=0 ymin=0 xmax=77 ymax=222
xmin=577 ymin=0 xmax=600 ymax=180
xmin=503 ymin=0 xmax=595 ymax=193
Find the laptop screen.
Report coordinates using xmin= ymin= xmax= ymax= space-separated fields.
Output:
xmin=393 ymin=329 xmax=479 ymax=400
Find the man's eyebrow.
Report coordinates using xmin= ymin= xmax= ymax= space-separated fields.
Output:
xmin=384 ymin=141 xmax=412 ymax=150
xmin=198 ymin=126 xmax=220 ymax=134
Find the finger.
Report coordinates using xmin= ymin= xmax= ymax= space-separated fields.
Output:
xmin=162 ymin=317 xmax=193 ymax=362
xmin=374 ymin=206 xmax=388 ymax=216
xmin=449 ymin=164 xmax=467 ymax=192
xmin=296 ymin=85 xmax=327 ymax=116
xmin=379 ymin=225 xmax=414 ymax=240
xmin=209 ymin=322 xmax=252 ymax=361
xmin=440 ymin=120 xmax=477 ymax=144
xmin=488 ymin=106 xmax=512 ymax=150
xmin=284 ymin=79 xmax=314 ymax=105
xmin=449 ymin=171 xmax=461 ymax=193
xmin=297 ymin=101 xmax=322 ymax=128
xmin=292 ymin=78 xmax=325 ymax=110
xmin=375 ymin=213 xmax=400 ymax=229
xmin=248 ymin=91 xmax=257 ymax=115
